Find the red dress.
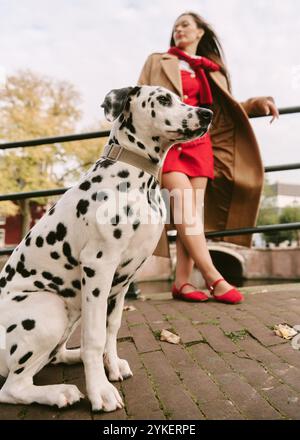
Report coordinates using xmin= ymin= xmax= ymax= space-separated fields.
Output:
xmin=162 ymin=69 xmax=214 ymax=179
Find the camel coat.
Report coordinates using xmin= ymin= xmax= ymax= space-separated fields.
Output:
xmin=138 ymin=53 xmax=265 ymax=257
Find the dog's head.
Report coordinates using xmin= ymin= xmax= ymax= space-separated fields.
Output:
xmin=101 ymin=85 xmax=213 ymax=147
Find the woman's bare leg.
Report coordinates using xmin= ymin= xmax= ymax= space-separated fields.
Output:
xmin=175 ymin=233 xmax=195 ymax=293
xmin=162 ymin=172 xmax=233 ymax=296
xmin=173 ymin=176 xmax=207 ymax=293
xmin=190 ymin=176 xmax=233 ymax=296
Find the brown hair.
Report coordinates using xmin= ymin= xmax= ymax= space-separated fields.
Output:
xmin=170 ymin=11 xmax=231 ymax=91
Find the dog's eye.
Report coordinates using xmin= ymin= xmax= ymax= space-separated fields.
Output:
xmin=157 ymin=94 xmax=172 ymax=107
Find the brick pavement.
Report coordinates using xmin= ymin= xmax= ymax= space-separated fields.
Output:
xmin=0 ymin=282 xmax=300 ymax=420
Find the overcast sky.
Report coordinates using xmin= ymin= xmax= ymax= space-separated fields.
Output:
xmin=0 ymin=0 xmax=299 ymax=184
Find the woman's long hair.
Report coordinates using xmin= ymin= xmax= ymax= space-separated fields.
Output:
xmin=170 ymin=12 xmax=231 ymax=92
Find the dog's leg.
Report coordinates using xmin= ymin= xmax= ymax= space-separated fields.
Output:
xmin=104 ymin=287 xmax=133 ymax=382
xmin=0 ymin=372 xmax=84 ymax=407
xmin=51 ymin=345 xmax=81 ymax=365
xmin=0 ymin=293 xmax=84 ymax=407
xmin=80 ymin=241 xmax=124 ymax=412
xmin=51 ymin=320 xmax=81 ymax=365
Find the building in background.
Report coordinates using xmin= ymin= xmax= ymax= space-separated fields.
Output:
xmin=269 ymin=183 xmax=300 ymax=209
xmin=254 ymin=182 xmax=300 ymax=248
xmin=0 ymin=202 xmax=46 ymax=247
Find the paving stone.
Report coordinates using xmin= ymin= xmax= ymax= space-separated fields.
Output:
xmin=232 ymin=315 xmax=286 ymax=347
xmin=241 ymin=304 xmax=284 ymax=327
xmin=135 ymin=300 xmax=165 ymax=321
xmin=1 ymin=285 xmax=300 ymax=420
xmin=0 ymin=404 xmax=32 ymax=420
xmin=130 ymin=324 xmax=161 ymax=353
xmin=155 ymin=303 xmax=185 ymax=321
xmin=58 ymin=399 xmax=92 ymax=420
xmin=119 ymin=341 xmax=165 ymax=420
xmin=161 ymin=342 xmax=226 ymax=405
xmin=270 ymin=344 xmax=300 ymax=369
xmin=262 ymin=384 xmax=300 ymax=420
xmin=189 ymin=343 xmax=232 ymax=375
xmin=169 ymin=301 xmax=209 ymax=323
xmin=142 ymin=350 xmax=204 ymax=420
xmin=34 ymin=365 xmax=64 ymax=385
xmin=268 ymin=362 xmax=300 ymax=393
xmin=169 ymin=319 xmax=204 ymax=344
xmin=197 ymin=324 xmax=239 ymax=353
xmin=236 ymin=337 xmax=280 ymax=364
xmin=135 ymin=300 xmax=167 ymax=332
xmin=199 ymin=399 xmax=244 ymax=420
xmin=125 ymin=308 xmax=147 ymax=327
xmin=118 ymin=320 xmax=132 ymax=339
xmin=214 ymin=372 xmax=282 ymax=420
xmin=217 ymin=315 xmax=245 ymax=333
xmin=222 ymin=352 xmax=281 ymax=390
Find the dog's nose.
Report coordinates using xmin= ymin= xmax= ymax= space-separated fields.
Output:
xmin=196 ymin=108 xmax=213 ymax=124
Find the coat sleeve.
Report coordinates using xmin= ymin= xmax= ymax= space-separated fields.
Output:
xmin=137 ymin=55 xmax=153 ymax=85
xmin=240 ymin=98 xmax=261 ymax=116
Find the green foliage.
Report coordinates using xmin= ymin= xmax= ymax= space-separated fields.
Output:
xmin=0 ymin=70 xmax=82 ymax=219
xmin=0 ymin=70 xmax=108 ymax=236
xmin=225 ymin=329 xmax=248 ymax=342
xmin=257 ymin=178 xmax=300 ymax=246
xmin=278 ymin=206 xmax=300 ymax=245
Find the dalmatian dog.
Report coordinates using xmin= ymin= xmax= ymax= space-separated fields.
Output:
xmin=0 ymin=85 xmax=212 ymax=412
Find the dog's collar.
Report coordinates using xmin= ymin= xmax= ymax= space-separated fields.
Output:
xmin=102 ymin=143 xmax=160 ymax=180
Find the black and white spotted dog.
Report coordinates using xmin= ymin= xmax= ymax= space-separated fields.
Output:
xmin=0 ymin=85 xmax=212 ymax=412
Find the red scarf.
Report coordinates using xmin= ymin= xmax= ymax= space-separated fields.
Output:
xmin=168 ymin=46 xmax=220 ymax=105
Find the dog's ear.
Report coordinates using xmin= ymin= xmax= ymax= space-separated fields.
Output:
xmin=101 ymin=87 xmax=134 ymax=122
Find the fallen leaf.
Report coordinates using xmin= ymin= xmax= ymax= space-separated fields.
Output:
xmin=123 ymin=305 xmax=137 ymax=312
xmin=274 ymin=324 xmax=298 ymax=340
xmin=160 ymin=329 xmax=180 ymax=345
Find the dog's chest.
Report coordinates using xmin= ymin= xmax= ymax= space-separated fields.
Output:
xmin=0 ymin=159 xmax=165 ymax=300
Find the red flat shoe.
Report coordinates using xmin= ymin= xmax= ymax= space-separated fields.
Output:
xmin=207 ymin=278 xmax=244 ymax=304
xmin=172 ymin=283 xmax=209 ymax=302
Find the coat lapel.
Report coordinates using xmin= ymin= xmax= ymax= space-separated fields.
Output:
xmin=209 ymin=71 xmax=230 ymax=96
xmin=161 ymin=54 xmax=183 ymax=97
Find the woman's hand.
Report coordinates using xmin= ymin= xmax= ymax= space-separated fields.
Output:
xmin=254 ymin=96 xmax=279 ymax=124
xmin=241 ymin=96 xmax=279 ymax=123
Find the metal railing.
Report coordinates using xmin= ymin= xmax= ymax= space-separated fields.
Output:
xmin=1 ymin=106 xmax=300 ymax=256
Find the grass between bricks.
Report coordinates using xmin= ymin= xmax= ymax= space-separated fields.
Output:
xmin=140 ymin=355 xmax=171 ymax=419
xmin=224 ymin=329 xmax=249 ymax=342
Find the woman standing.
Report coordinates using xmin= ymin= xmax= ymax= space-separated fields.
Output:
xmin=138 ymin=12 xmax=279 ymax=303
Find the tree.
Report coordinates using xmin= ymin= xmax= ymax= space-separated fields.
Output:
xmin=278 ymin=206 xmax=300 ymax=246
xmin=0 ymin=69 xmax=83 ymax=236
xmin=257 ymin=178 xmax=280 ymax=245
xmin=257 ymin=178 xmax=300 ymax=246
xmin=59 ymin=120 xmax=111 ymax=185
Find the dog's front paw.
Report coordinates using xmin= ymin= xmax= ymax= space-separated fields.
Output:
xmin=105 ymin=356 xmax=133 ymax=382
xmin=90 ymin=382 xmax=124 ymax=412
xmin=55 ymin=385 xmax=85 ymax=408
xmin=113 ymin=358 xmax=133 ymax=381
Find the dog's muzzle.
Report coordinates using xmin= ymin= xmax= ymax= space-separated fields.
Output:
xmin=196 ymin=108 xmax=213 ymax=125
